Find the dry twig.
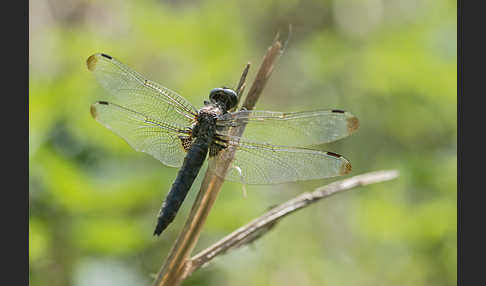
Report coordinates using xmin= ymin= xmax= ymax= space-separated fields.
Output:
xmin=184 ymin=170 xmax=399 ymax=277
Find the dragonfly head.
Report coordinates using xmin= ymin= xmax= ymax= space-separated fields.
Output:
xmin=208 ymin=87 xmax=238 ymax=111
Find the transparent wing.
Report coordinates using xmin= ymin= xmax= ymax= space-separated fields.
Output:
xmin=216 ymin=110 xmax=359 ymax=147
xmin=91 ymin=101 xmax=190 ymax=167
xmin=87 ymin=53 xmax=197 ymax=129
xmin=211 ymin=139 xmax=352 ymax=185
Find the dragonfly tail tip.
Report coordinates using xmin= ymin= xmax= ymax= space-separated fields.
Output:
xmin=153 ymin=227 xmax=164 ymax=236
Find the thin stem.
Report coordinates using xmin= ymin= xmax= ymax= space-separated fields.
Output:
xmin=236 ymin=63 xmax=250 ymax=97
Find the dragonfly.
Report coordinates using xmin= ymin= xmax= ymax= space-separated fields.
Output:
xmin=87 ymin=53 xmax=359 ymax=236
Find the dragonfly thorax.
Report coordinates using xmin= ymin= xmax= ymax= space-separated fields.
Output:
xmin=192 ymin=109 xmax=219 ymax=142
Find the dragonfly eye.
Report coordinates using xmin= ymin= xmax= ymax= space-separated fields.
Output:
xmin=222 ymin=88 xmax=238 ymax=98
xmin=209 ymin=87 xmax=238 ymax=110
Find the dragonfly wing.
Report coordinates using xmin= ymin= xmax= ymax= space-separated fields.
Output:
xmin=210 ymin=140 xmax=351 ymax=185
xmin=87 ymin=53 xmax=197 ymax=129
xmin=91 ymin=101 xmax=190 ymax=167
xmin=216 ymin=110 xmax=359 ymax=147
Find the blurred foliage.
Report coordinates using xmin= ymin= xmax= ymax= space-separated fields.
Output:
xmin=29 ymin=0 xmax=456 ymax=285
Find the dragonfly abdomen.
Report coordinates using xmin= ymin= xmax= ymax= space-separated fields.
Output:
xmin=153 ymin=138 xmax=209 ymax=236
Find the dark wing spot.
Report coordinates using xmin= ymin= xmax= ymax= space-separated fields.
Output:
xmin=101 ymin=53 xmax=112 ymax=59
xmin=327 ymin=151 xmax=342 ymax=158
xmin=98 ymin=101 xmax=109 ymax=105
xmin=332 ymin=109 xmax=345 ymax=113
xmin=341 ymin=162 xmax=352 ymax=175
xmin=86 ymin=55 xmax=97 ymax=71
xmin=347 ymin=116 xmax=359 ymax=133
xmin=90 ymin=104 xmax=98 ymax=118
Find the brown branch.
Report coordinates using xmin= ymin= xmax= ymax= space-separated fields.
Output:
xmin=152 ymin=35 xmax=286 ymax=286
xmin=241 ymin=36 xmax=283 ymax=111
xmin=183 ymin=170 xmax=399 ymax=277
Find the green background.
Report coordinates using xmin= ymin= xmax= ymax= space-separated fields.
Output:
xmin=29 ymin=0 xmax=457 ymax=285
